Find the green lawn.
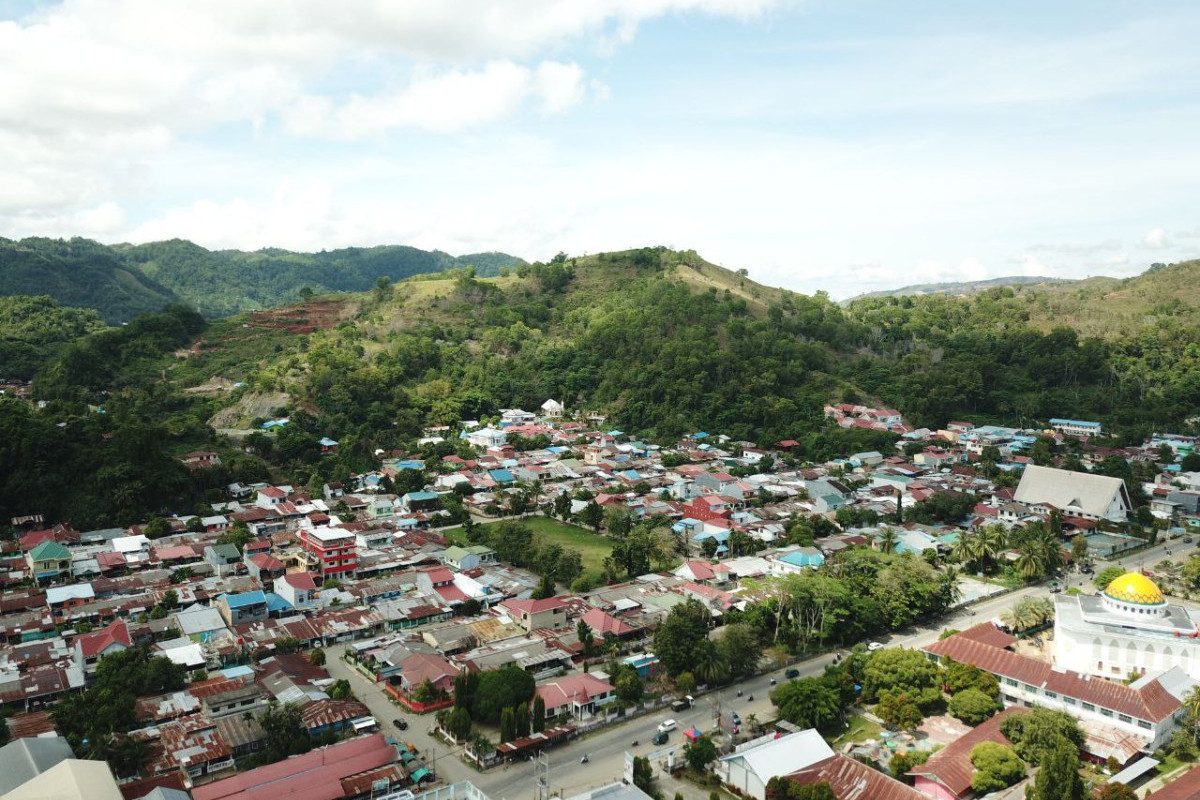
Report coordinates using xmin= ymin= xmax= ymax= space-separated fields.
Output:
xmin=443 ymin=516 xmax=614 ymax=576
xmin=829 ymin=713 xmax=882 ymax=747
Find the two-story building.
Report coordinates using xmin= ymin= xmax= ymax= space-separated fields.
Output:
xmin=497 ymin=597 xmax=569 ymax=633
xmin=26 ymin=540 xmax=71 ymax=584
xmin=273 ymin=572 xmax=318 ymax=612
xmin=216 ymin=591 xmax=270 ymax=627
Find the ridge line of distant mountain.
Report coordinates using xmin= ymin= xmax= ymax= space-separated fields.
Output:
xmin=0 ymin=236 xmax=527 ymax=323
xmin=848 ymin=274 xmax=1080 ymax=301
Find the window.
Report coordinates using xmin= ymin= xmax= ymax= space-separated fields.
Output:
xmin=1004 ymin=678 xmax=1018 ymax=687
xmin=1023 ymin=684 xmax=1037 ymax=693
xmin=1139 ymin=720 xmax=1153 ymax=730
xmin=1082 ymin=702 xmax=1095 ymax=712
xmin=1064 ymin=697 xmax=1077 ymax=705
xmin=1101 ymin=708 xmax=1114 ymax=718
xmin=1044 ymin=690 xmax=1057 ymax=699
xmin=1119 ymin=714 xmax=1132 ymax=724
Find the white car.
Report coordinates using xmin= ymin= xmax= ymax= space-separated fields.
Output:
xmin=657 ymin=719 xmax=678 ymax=733
xmin=867 ymin=642 xmax=885 ymax=651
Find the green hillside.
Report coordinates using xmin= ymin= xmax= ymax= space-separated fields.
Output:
xmin=0 ymin=295 xmax=107 ymax=380
xmin=0 ymin=236 xmax=527 ymax=322
xmin=0 ymin=237 xmax=181 ymax=324
xmin=120 ymin=240 xmax=527 ymax=317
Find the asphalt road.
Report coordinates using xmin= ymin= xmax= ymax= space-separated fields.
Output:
xmin=321 ymin=580 xmax=1051 ymax=800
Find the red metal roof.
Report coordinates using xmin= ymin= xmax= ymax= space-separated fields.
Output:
xmin=908 ymin=707 xmax=1027 ymax=795
xmin=1147 ymin=766 xmax=1200 ymax=799
xmin=956 ymin=620 xmax=1019 ymax=650
xmin=788 ymin=754 xmax=925 ymax=800
xmin=925 ymin=635 xmax=1182 ymax=722
xmin=191 ymin=733 xmax=397 ymax=800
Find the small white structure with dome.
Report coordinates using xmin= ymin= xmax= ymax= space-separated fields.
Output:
xmin=1055 ymin=571 xmax=1200 ymax=680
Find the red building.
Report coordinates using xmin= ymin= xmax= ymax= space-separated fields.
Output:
xmin=299 ymin=526 xmax=357 ymax=579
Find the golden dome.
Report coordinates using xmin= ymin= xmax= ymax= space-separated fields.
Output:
xmin=1104 ymin=572 xmax=1165 ymax=605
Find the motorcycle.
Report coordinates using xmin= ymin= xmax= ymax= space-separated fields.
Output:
xmin=581 ymin=754 xmax=589 ymax=764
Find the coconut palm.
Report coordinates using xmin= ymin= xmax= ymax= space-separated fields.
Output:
xmin=694 ymin=640 xmax=730 ymax=686
xmin=976 ymin=524 xmax=1008 ymax=572
xmin=878 ymin=528 xmax=899 ymax=555
xmin=941 ymin=566 xmax=963 ymax=607
xmin=952 ymin=531 xmax=978 ymax=569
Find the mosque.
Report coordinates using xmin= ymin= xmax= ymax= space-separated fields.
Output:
xmin=1054 ymin=571 xmax=1200 ymax=681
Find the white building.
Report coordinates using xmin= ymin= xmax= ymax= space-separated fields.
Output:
xmin=1054 ymin=572 xmax=1200 ymax=682
xmin=540 ymin=398 xmax=564 ymax=417
xmin=719 ymin=729 xmax=834 ymax=800
xmin=926 ymin=614 xmax=1196 ymax=756
xmin=1013 ymin=464 xmax=1131 ymax=522
xmin=465 ymin=426 xmax=507 ymax=449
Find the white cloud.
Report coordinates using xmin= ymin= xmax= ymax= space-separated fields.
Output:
xmin=283 ymin=60 xmax=589 ymax=138
xmin=1144 ymin=227 xmax=1168 ymax=248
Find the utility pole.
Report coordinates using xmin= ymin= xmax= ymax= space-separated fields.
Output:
xmin=534 ymin=751 xmax=550 ymax=800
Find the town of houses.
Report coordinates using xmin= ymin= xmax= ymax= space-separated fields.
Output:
xmin=10 ymin=401 xmax=1200 ymax=799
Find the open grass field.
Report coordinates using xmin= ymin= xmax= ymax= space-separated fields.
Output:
xmin=443 ymin=516 xmax=614 ymax=578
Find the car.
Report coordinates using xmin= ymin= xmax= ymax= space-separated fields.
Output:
xmin=652 ymin=730 xmax=669 ymax=745
xmin=393 ymin=718 xmax=408 ymax=730
xmin=785 ymin=668 xmax=800 ymax=679
xmin=1184 ymin=536 xmax=1194 ymax=544
xmin=732 ymin=713 xmax=741 ymax=724
xmin=867 ymin=641 xmax=885 ymax=651
xmin=1080 ymin=564 xmax=1094 ymax=575
xmin=657 ymin=719 xmax=678 ymax=733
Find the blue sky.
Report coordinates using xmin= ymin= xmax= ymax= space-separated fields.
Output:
xmin=1 ymin=0 xmax=1198 ymax=297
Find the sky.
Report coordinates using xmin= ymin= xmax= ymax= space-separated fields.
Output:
xmin=1 ymin=0 xmax=1199 ymax=298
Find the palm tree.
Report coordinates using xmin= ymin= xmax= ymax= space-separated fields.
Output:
xmin=941 ymin=566 xmax=963 ymax=607
xmin=694 ymin=641 xmax=729 ymax=686
xmin=952 ymin=531 xmax=977 ymax=570
xmin=976 ymin=524 xmax=1008 ymax=572
xmin=878 ymin=528 xmax=899 ymax=555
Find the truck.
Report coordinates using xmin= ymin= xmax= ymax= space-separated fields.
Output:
xmin=670 ymin=695 xmax=694 ymax=712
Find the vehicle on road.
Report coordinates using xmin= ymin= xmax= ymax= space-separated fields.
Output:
xmin=658 ymin=719 xmax=678 ymax=733
xmin=671 ymin=695 xmax=694 ymax=711
xmin=1184 ymin=536 xmax=1194 ymax=544
xmin=652 ymin=730 xmax=669 ymax=745
xmin=393 ymin=718 xmax=408 ymax=730
xmin=785 ymin=668 xmax=800 ymax=679
xmin=868 ymin=641 xmax=885 ymax=651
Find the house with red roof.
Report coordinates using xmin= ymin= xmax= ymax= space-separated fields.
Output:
xmin=534 ymin=673 xmax=616 ymax=719
xmin=274 ymin=572 xmax=317 ymax=611
xmin=577 ymin=607 xmax=636 ymax=640
xmin=245 ymin=552 xmax=285 ymax=584
xmin=498 ymin=596 xmax=569 ymax=632
xmin=908 ymin=707 xmax=1029 ymax=800
xmin=73 ymin=618 xmax=132 ymax=667
xmin=672 ymin=559 xmax=730 ymax=586
xmin=397 ymin=652 xmax=459 ymax=694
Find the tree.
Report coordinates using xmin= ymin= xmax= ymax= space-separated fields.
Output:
xmin=693 ymin=639 xmax=730 ymax=686
xmin=553 ymin=490 xmax=572 ymax=521
xmin=614 ymin=664 xmax=644 ymax=705
xmin=715 ymin=623 xmax=761 ymax=679
xmin=309 ymin=649 xmax=326 ymax=666
xmin=862 ymin=648 xmax=939 ymax=702
xmin=948 ymin=688 xmax=998 ymax=725
xmin=771 ymin=677 xmax=842 ymax=730
xmin=580 ymin=501 xmax=604 ymax=531
xmin=1094 ymin=566 xmax=1125 ymax=591
xmin=765 ymin=778 xmax=836 ymax=800
xmin=684 ymin=734 xmax=718 ymax=771
xmin=454 ymin=671 xmax=479 ymax=710
xmin=943 ymin=660 xmax=999 ymax=699
xmin=632 ymin=755 xmax=654 ymax=793
xmin=1025 ymin=736 xmax=1086 ymax=800
xmin=532 ymin=571 xmax=556 ymax=600
xmin=654 ymin=599 xmax=711 ymax=677
xmin=876 ymin=690 xmax=924 ymax=731
xmin=888 ymin=749 xmax=929 ymax=784
xmin=328 ymin=679 xmax=353 ymax=699
xmin=499 ymin=706 xmax=516 ymax=743
xmin=259 ymin=703 xmax=311 ymax=764
xmin=447 ymin=706 xmax=473 ymax=741
xmin=1067 ymin=534 xmax=1087 ymax=564
xmin=532 ymin=695 xmax=546 ymax=733
xmin=604 ymin=506 xmax=633 ymax=538
xmin=999 ymin=708 xmax=1084 ymax=766
xmin=514 ymin=703 xmax=531 ymax=738
xmin=555 ymin=549 xmax=584 ymax=586
xmin=968 ymin=741 xmax=1025 ymax=793
xmin=577 ymin=619 xmax=596 ymax=657
xmin=472 ymin=666 xmax=536 ymax=724
xmin=1093 ymin=784 xmax=1139 ymax=800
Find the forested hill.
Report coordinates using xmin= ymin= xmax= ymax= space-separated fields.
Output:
xmin=0 ymin=236 xmax=527 ymax=322
xmin=849 ymin=275 xmax=1074 ymax=301
xmin=118 ymin=239 xmax=526 ymax=317
xmin=10 ymin=248 xmax=1200 ymax=528
xmin=0 ymin=237 xmax=181 ymax=324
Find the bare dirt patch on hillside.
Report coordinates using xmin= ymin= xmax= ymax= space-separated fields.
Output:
xmin=247 ymin=299 xmax=352 ymax=333
xmin=209 ymin=390 xmax=291 ymax=429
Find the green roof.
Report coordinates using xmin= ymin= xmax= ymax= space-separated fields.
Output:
xmin=28 ymin=540 xmax=70 ymax=561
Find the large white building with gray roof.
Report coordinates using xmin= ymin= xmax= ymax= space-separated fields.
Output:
xmin=1014 ymin=464 xmax=1132 ymax=521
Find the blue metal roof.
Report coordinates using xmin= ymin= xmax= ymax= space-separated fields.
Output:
xmin=489 ymin=468 xmax=515 ymax=483
xmin=264 ymin=592 xmax=292 ymax=613
xmin=224 ymin=590 xmax=267 ymax=608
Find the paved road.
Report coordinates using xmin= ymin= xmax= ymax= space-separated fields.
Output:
xmin=322 ymin=582 xmax=1047 ymax=800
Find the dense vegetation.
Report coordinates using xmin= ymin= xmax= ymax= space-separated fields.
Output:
xmin=0 ymin=237 xmax=179 ymax=324
xmin=0 ymin=295 xmax=106 ymax=379
xmin=7 ymin=246 xmax=1200 ymax=530
xmin=0 ymin=236 xmax=525 ymax=322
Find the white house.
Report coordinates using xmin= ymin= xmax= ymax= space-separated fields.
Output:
xmin=466 ymin=426 xmax=507 ymax=449
xmin=719 ymin=729 xmax=834 ymax=800
xmin=541 ymin=399 xmax=564 ymax=417
xmin=273 ymin=572 xmax=318 ymax=612
xmin=534 ymin=673 xmax=616 ymax=719
xmin=1014 ymin=464 xmax=1131 ymax=522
